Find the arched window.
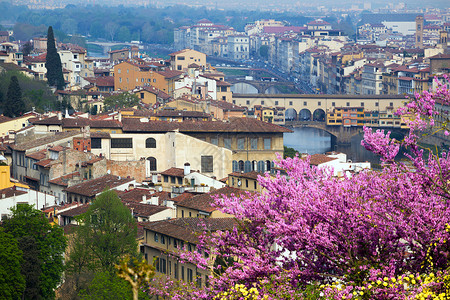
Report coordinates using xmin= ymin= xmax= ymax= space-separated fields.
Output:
xmin=146 ymin=138 xmax=156 ymax=148
xmin=147 ymin=157 xmax=157 ymax=171
xmin=266 ymin=160 xmax=271 ymax=172
xmin=238 ymin=160 xmax=244 ymax=172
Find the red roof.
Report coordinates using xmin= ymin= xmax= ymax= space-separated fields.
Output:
xmin=309 ymin=154 xmax=338 ymax=166
xmin=176 ymin=186 xmax=246 ymax=213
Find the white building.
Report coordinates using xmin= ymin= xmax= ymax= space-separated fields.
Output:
xmin=227 ymin=35 xmax=250 ymax=60
xmin=0 ymin=186 xmax=56 ymax=219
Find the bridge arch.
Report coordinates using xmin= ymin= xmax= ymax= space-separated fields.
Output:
xmin=230 ymin=82 xmax=258 ymax=94
xmin=264 ymin=86 xmax=282 ymax=94
xmin=285 ymin=108 xmax=298 ymax=121
xmin=313 ymin=109 xmax=326 ymax=122
xmin=299 ymin=109 xmax=312 ymax=121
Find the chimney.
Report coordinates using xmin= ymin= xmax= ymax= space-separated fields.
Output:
xmin=166 ymin=200 xmax=174 ymax=209
xmin=142 ymin=195 xmax=146 ymax=203
xmin=57 ymin=111 xmax=62 ymax=120
xmin=184 ymin=162 xmax=191 ymax=176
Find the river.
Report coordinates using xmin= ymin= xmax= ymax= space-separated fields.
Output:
xmin=283 ymin=127 xmax=384 ymax=165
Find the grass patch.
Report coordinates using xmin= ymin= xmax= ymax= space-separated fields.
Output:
xmin=217 ymin=68 xmax=250 ymax=76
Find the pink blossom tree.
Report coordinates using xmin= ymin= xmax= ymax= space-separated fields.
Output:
xmin=148 ymin=76 xmax=450 ymax=299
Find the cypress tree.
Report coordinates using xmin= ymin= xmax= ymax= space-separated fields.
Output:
xmin=4 ymin=76 xmax=25 ymax=117
xmin=45 ymin=26 xmax=65 ymax=90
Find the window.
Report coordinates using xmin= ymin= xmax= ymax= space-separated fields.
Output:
xmin=148 ymin=157 xmax=157 ymax=171
xmin=237 ymin=138 xmax=245 ymax=150
xmin=246 ymin=100 xmax=250 ymax=105
xmin=91 ymin=138 xmax=101 ymax=149
xmin=346 ymin=102 xmax=350 ymax=107
xmin=264 ymin=138 xmax=271 ymax=150
xmin=187 ymin=268 xmax=193 ymax=282
xmin=164 ymin=175 xmax=168 ymax=182
xmin=332 ymin=102 xmax=335 ymax=106
xmin=275 ymin=101 xmax=278 ymax=105
xmin=390 ymin=102 xmax=393 ymax=107
xmin=171 ymin=177 xmax=176 ymax=184
xmin=224 ymin=138 xmax=231 ymax=149
xmin=154 ymin=233 xmax=158 ymax=242
xmin=111 ymin=138 xmax=132 ymax=148
xmin=211 ymin=138 xmax=218 ymax=145
xmin=361 ymin=102 xmax=364 ymax=107
xmin=245 ymin=179 xmax=248 ymax=188
xmin=318 ymin=101 xmax=321 ymax=106
xmin=161 ymin=235 xmax=165 ymax=244
xmin=303 ymin=101 xmax=307 ymax=106
xmin=140 ymin=92 xmax=144 ymax=99
xmin=375 ymin=102 xmax=379 ymax=107
xmin=201 ymin=156 xmax=213 ymax=173
xmin=146 ymin=138 xmax=156 ymax=148
xmin=177 ymin=65 xmax=182 ymax=70
xmin=181 ymin=266 xmax=185 ymax=280
xmin=289 ymin=101 xmax=293 ymax=106
xmin=177 ymin=56 xmax=185 ymax=60
xmin=250 ymin=138 xmax=258 ymax=150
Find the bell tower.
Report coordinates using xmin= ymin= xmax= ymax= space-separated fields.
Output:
xmin=415 ymin=16 xmax=424 ymax=49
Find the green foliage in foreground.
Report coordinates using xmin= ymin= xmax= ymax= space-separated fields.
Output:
xmin=2 ymin=204 xmax=66 ymax=300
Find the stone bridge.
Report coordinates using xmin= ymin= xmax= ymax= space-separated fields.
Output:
xmin=86 ymin=41 xmax=139 ymax=54
xmin=228 ymin=79 xmax=300 ymax=94
xmin=285 ymin=121 xmax=408 ymax=144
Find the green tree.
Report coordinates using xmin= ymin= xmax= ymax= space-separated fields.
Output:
xmin=117 ymin=26 xmax=131 ymax=42
xmin=2 ymin=204 xmax=67 ymax=300
xmin=79 ymin=272 xmax=133 ymax=300
xmin=0 ymin=230 xmax=25 ymax=299
xmin=45 ymin=26 xmax=65 ymax=90
xmin=4 ymin=75 xmax=25 ymax=117
xmin=22 ymin=41 xmax=33 ymax=56
xmin=283 ymin=146 xmax=298 ymax=159
xmin=64 ymin=190 xmax=138 ymax=297
xmin=18 ymin=236 xmax=41 ymax=299
xmin=259 ymin=45 xmax=269 ymax=58
xmin=79 ymin=190 xmax=137 ymax=272
xmin=104 ymin=92 xmax=140 ymax=110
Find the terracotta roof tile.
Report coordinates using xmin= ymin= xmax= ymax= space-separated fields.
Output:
xmin=63 ymin=174 xmax=134 ymax=197
xmin=309 ymin=154 xmax=338 ymax=166
xmin=176 ymin=186 xmax=246 ymax=213
xmin=58 ymin=203 xmax=90 ymax=217
xmin=122 ymin=117 xmax=292 ymax=133
xmin=124 ymin=201 xmax=169 ymax=218
xmin=0 ymin=187 xmax=27 ymax=198
xmin=143 ymin=217 xmax=237 ymax=244
xmin=31 ymin=116 xmax=62 ymax=125
xmin=26 ymin=149 xmax=47 ymax=160
xmin=49 ymin=172 xmax=80 ymax=187
xmin=160 ymin=167 xmax=185 ymax=177
xmin=34 ymin=158 xmax=54 ymax=168
xmin=118 ymin=188 xmax=154 ymax=202
xmin=11 ymin=131 xmax=81 ymax=152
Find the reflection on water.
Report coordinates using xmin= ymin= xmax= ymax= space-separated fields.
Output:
xmin=283 ymin=127 xmax=383 ymax=164
xmin=284 ymin=127 xmax=332 ymax=155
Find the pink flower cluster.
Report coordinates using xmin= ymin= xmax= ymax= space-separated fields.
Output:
xmin=158 ymin=77 xmax=450 ymax=299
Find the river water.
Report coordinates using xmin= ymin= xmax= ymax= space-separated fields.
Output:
xmin=283 ymin=127 xmax=383 ymax=165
